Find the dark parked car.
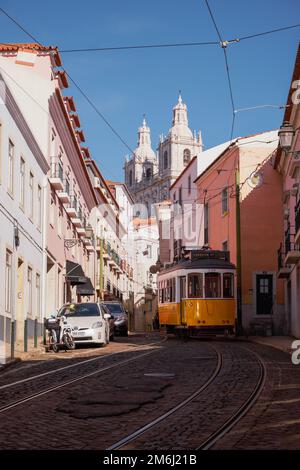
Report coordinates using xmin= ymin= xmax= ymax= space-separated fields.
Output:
xmin=102 ymin=302 xmax=128 ymax=336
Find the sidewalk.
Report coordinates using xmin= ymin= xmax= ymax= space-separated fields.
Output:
xmin=248 ymin=335 xmax=297 ymax=355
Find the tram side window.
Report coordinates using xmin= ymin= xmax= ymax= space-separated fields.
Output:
xmin=170 ymin=278 xmax=176 ymax=302
xmin=188 ymin=273 xmax=203 ymax=298
xmin=205 ymin=272 xmax=221 ymax=298
xmin=223 ymin=273 xmax=234 ymax=298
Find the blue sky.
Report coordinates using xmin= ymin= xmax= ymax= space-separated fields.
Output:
xmin=1 ymin=0 xmax=300 ymax=181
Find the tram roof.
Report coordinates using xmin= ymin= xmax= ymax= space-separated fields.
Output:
xmin=160 ymin=257 xmax=236 ymax=275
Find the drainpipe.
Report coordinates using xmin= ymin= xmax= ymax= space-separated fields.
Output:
xmin=41 ymin=176 xmax=48 ymax=345
xmin=235 ymin=167 xmax=243 ymax=335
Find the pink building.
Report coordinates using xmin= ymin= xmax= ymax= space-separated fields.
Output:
xmin=0 ymin=44 xmax=98 ymax=320
xmin=275 ymin=44 xmax=300 ymax=338
xmin=195 ymin=131 xmax=285 ymax=334
xmin=169 ymin=156 xmax=199 ymax=261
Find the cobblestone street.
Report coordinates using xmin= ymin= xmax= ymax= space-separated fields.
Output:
xmin=0 ymin=334 xmax=299 ymax=450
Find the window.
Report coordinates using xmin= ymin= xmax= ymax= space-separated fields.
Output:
xmin=183 ymin=148 xmax=191 ymax=166
xmin=179 ymin=186 xmax=182 ymax=206
xmin=28 ymin=267 xmax=33 ymax=316
xmin=188 ymin=174 xmax=191 ymax=194
xmin=188 ymin=273 xmax=203 ymax=298
xmin=222 ymin=240 xmax=228 ymax=252
xmin=205 ymin=272 xmax=221 ymax=298
xmin=129 ymin=170 xmax=133 ymax=186
xmin=164 ymin=150 xmax=168 ymax=169
xmin=20 ymin=157 xmax=25 ymax=208
xmin=173 ymin=191 xmax=176 ymax=201
xmin=223 ymin=273 xmax=234 ymax=298
xmin=222 ymin=187 xmax=228 ymax=215
xmin=204 ymin=203 xmax=209 ymax=244
xmin=36 ymin=273 xmax=41 ymax=316
xmin=58 ymin=205 xmax=63 ymax=236
xmin=50 ymin=194 xmax=55 ymax=227
xmin=5 ymin=250 xmax=12 ymax=313
xmin=29 ymin=172 xmax=34 ymax=220
xmin=37 ymin=185 xmax=42 ymax=229
xmin=146 ymin=167 xmax=152 ymax=179
xmin=8 ymin=139 xmax=14 ymax=194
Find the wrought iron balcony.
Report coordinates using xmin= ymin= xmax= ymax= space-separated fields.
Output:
xmin=49 ymin=162 xmax=64 ymax=190
xmin=284 ymin=224 xmax=300 ymax=264
xmin=57 ymin=179 xmax=70 ymax=204
xmin=277 ymin=243 xmax=291 ymax=278
xmin=65 ymin=195 xmax=78 ymax=218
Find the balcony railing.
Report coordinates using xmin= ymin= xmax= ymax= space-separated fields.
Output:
xmin=277 ymin=244 xmax=284 ymax=271
xmin=50 ymin=162 xmax=63 ymax=180
xmin=284 ymin=224 xmax=300 ymax=264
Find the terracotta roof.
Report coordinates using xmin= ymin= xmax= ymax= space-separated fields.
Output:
xmin=0 ymin=43 xmax=62 ymax=66
xmin=133 ymin=217 xmax=157 ymax=227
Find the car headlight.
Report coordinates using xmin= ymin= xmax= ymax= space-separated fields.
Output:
xmin=91 ymin=321 xmax=103 ymax=328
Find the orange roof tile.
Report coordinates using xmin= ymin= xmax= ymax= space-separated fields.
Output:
xmin=0 ymin=43 xmax=62 ymax=66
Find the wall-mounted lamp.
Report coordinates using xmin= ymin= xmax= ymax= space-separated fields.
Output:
xmin=278 ymin=121 xmax=300 ymax=156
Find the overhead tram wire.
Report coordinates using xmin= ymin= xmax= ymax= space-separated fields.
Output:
xmin=0 ymin=6 xmax=147 ymax=169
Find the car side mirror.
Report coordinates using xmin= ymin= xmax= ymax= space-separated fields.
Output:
xmin=104 ymin=313 xmax=111 ymax=320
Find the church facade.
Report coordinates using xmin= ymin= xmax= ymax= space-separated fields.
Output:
xmin=124 ymin=95 xmax=203 ymax=214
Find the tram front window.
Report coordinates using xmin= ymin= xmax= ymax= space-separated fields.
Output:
xmin=205 ymin=272 xmax=221 ymax=298
xmin=188 ymin=273 xmax=203 ymax=298
xmin=223 ymin=273 xmax=234 ymax=298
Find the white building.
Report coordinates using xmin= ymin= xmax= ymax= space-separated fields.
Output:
xmin=124 ymin=95 xmax=203 ymax=211
xmin=0 ymin=71 xmax=49 ymax=362
xmin=133 ymin=217 xmax=159 ymax=331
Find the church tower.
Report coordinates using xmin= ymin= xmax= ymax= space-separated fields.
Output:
xmin=124 ymin=117 xmax=158 ymax=192
xmin=157 ymin=94 xmax=203 ymax=200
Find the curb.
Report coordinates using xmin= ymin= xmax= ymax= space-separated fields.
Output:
xmin=0 ymin=357 xmax=22 ymax=372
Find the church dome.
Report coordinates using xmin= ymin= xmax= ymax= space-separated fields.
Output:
xmin=134 ymin=118 xmax=157 ymax=161
xmin=168 ymin=94 xmax=193 ymax=139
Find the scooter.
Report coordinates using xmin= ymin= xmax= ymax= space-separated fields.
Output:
xmin=45 ymin=314 xmax=75 ymax=353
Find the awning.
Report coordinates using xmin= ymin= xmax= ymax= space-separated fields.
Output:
xmin=76 ymin=277 xmax=95 ymax=296
xmin=66 ymin=260 xmax=86 ymax=285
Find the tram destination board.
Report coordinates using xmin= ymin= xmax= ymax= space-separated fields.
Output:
xmin=183 ymin=248 xmax=230 ymax=262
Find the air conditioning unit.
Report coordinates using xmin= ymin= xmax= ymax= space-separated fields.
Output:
xmin=94 ymin=177 xmax=101 ymax=189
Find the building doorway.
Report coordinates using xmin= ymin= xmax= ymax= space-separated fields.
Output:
xmin=16 ymin=258 xmax=24 ymax=343
xmin=256 ymin=274 xmax=273 ymax=315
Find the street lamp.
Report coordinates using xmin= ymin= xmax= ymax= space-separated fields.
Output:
xmin=278 ymin=121 xmax=295 ymax=152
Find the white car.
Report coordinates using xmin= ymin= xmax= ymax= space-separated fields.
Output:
xmin=57 ymin=302 xmax=110 ymax=347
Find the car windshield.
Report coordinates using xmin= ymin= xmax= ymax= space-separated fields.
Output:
xmin=58 ymin=303 xmax=100 ymax=317
xmin=103 ymin=303 xmax=125 ymax=316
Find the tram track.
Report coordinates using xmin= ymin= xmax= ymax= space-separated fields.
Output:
xmin=196 ymin=347 xmax=266 ymax=450
xmin=106 ymin=345 xmax=266 ymax=451
xmin=0 ymin=337 xmax=167 ymax=414
xmin=107 ymin=346 xmax=223 ymax=450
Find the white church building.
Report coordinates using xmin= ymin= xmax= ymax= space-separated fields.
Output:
xmin=124 ymin=95 xmax=203 ymax=212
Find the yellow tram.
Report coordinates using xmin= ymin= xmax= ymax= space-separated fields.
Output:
xmin=158 ymin=249 xmax=236 ymax=336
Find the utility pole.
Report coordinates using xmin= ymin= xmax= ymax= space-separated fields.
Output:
xmin=235 ymin=167 xmax=243 ymax=335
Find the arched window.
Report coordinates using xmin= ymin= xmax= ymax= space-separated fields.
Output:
xmin=129 ymin=170 xmax=133 ymax=186
xmin=164 ymin=150 xmax=168 ymax=169
xmin=183 ymin=148 xmax=191 ymax=166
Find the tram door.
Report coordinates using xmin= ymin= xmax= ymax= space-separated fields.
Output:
xmin=180 ymin=276 xmax=186 ymax=324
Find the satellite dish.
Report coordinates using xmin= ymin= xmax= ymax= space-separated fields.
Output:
xmin=248 ymin=172 xmax=263 ymax=189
